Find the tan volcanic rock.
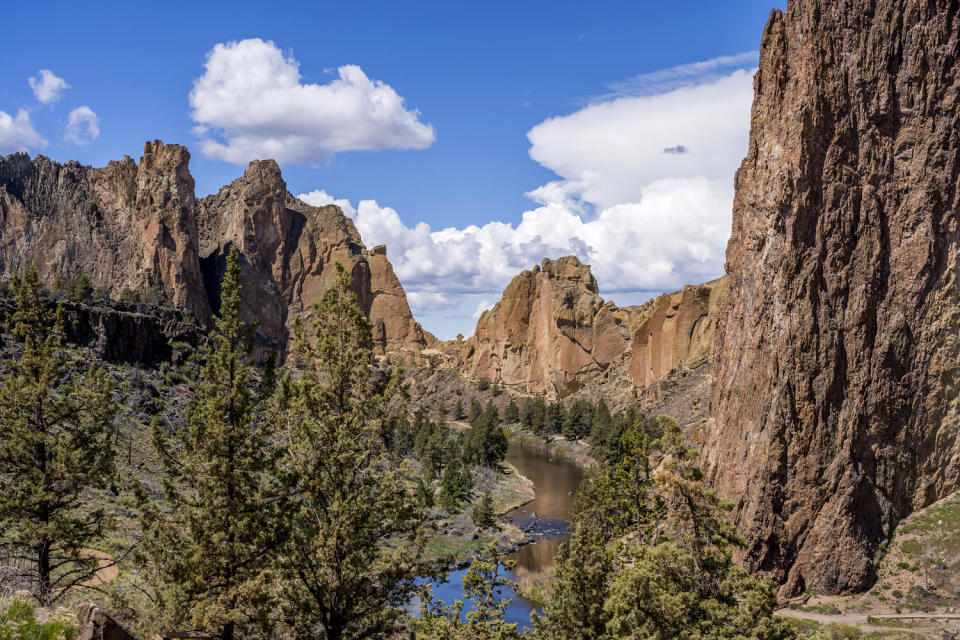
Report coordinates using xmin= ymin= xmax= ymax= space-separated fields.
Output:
xmin=703 ymin=0 xmax=960 ymax=596
xmin=195 ymin=159 xmax=431 ymax=354
xmin=0 ymin=143 xmax=429 ymax=356
xmin=0 ymin=141 xmax=211 ymax=322
xmin=463 ymin=256 xmax=641 ymax=396
xmin=630 ymin=277 xmax=726 ymax=388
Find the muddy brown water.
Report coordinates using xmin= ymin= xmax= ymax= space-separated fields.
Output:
xmin=504 ymin=442 xmax=585 ymax=573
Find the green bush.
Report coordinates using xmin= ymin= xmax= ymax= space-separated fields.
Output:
xmin=0 ymin=598 xmax=78 ymax=640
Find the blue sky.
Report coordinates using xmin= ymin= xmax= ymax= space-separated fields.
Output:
xmin=1 ymin=0 xmax=782 ymax=338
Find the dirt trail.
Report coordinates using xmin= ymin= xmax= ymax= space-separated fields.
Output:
xmin=776 ymin=607 xmax=960 ymax=635
xmin=78 ymin=549 xmax=119 ymax=587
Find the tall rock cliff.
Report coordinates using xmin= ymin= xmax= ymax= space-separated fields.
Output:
xmin=195 ymin=159 xmax=432 ymax=353
xmin=630 ymin=277 xmax=726 ymax=388
xmin=0 ymin=141 xmax=430 ymax=356
xmin=463 ymin=257 xmax=640 ymax=396
xmin=0 ymin=141 xmax=211 ymax=322
xmin=703 ymin=0 xmax=960 ymax=596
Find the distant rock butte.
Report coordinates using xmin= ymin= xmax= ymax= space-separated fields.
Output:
xmin=703 ymin=0 xmax=960 ymax=597
xmin=461 ymin=255 xmax=726 ymax=398
xmin=0 ymin=141 xmax=431 ymax=356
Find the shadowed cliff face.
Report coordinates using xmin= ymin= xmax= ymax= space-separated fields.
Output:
xmin=0 ymin=141 xmax=431 ymax=356
xmin=0 ymin=141 xmax=212 ymax=323
xmin=704 ymin=0 xmax=960 ymax=597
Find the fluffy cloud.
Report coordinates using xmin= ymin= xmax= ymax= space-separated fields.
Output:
xmin=0 ymin=109 xmax=47 ymax=153
xmin=190 ymin=38 xmax=435 ymax=164
xmin=526 ymin=69 xmax=754 ymax=211
xmin=299 ymin=55 xmax=755 ymax=338
xmin=63 ymin=106 xmax=100 ymax=145
xmin=28 ymin=70 xmax=70 ymax=104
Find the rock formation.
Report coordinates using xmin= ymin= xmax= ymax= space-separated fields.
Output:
xmin=703 ymin=0 xmax=960 ymax=596
xmin=630 ymin=277 xmax=726 ymax=388
xmin=461 ymin=256 xmax=728 ymax=401
xmin=0 ymin=141 xmax=431 ymax=356
xmin=0 ymin=141 xmax=211 ymax=322
xmin=463 ymin=257 xmax=639 ymax=396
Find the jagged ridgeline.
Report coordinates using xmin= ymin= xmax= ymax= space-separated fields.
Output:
xmin=0 ymin=140 xmax=434 ymax=356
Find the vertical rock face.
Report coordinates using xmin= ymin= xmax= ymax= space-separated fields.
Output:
xmin=0 ymin=142 xmax=430 ymax=356
xmin=630 ymin=278 xmax=726 ymax=388
xmin=0 ymin=141 xmax=212 ymax=322
xmin=704 ymin=0 xmax=960 ymax=596
xmin=195 ymin=160 xmax=432 ymax=354
xmin=463 ymin=256 xmax=641 ymax=396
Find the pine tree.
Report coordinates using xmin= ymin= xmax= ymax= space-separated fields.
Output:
xmin=438 ymin=461 xmax=472 ymax=513
xmin=138 ymin=246 xmax=285 ymax=639
xmin=537 ymin=414 xmax=797 ymax=640
xmin=453 ymin=398 xmax=465 ymax=421
xmin=472 ymin=492 xmax=496 ymax=529
xmin=0 ymin=269 xmax=118 ymax=606
xmin=279 ymin=262 xmax=426 ymax=640
xmin=415 ymin=546 xmax=522 ymax=640
xmin=504 ymin=398 xmax=519 ymax=423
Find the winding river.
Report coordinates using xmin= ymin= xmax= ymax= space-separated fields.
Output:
xmin=424 ymin=441 xmax=585 ymax=631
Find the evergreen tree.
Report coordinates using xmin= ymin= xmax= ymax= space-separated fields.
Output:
xmin=0 ymin=269 xmax=118 ymax=606
xmin=453 ymin=398 xmax=465 ymax=421
xmin=537 ymin=415 xmax=797 ymax=640
xmin=468 ymin=398 xmax=483 ymax=422
xmin=463 ymin=404 xmax=508 ymax=468
xmin=472 ymin=492 xmax=496 ymax=529
xmin=279 ymin=262 xmax=426 ymax=640
xmin=139 ymin=247 xmax=284 ymax=639
xmin=562 ymin=400 xmax=593 ymax=440
xmin=415 ymin=546 xmax=522 ymax=640
xmin=438 ymin=461 xmax=472 ymax=513
xmin=532 ymin=528 xmax=612 ymax=640
xmin=504 ymin=398 xmax=520 ymax=423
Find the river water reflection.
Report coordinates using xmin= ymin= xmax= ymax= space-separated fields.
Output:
xmin=420 ymin=441 xmax=585 ymax=631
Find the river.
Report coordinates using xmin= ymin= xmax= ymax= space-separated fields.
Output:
xmin=421 ymin=441 xmax=585 ymax=631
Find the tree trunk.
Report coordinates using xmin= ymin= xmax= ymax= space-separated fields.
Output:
xmin=38 ymin=537 xmax=51 ymax=606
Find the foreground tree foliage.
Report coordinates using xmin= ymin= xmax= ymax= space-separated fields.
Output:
xmin=414 ymin=547 xmax=522 ymax=640
xmin=138 ymin=247 xmax=285 ymax=640
xmin=535 ymin=415 xmax=797 ymax=640
xmin=0 ymin=269 xmax=118 ymax=606
xmin=278 ymin=262 xmax=427 ymax=640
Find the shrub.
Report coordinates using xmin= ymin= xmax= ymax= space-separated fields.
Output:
xmin=0 ymin=598 xmax=78 ymax=640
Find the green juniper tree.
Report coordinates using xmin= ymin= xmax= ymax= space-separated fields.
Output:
xmin=536 ymin=415 xmax=797 ymax=640
xmin=278 ymin=262 xmax=427 ymax=640
xmin=415 ymin=546 xmax=522 ymax=640
xmin=0 ymin=269 xmax=118 ymax=606
xmin=138 ymin=246 xmax=285 ymax=640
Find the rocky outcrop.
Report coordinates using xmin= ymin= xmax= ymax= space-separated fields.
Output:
xmin=0 ymin=298 xmax=203 ymax=364
xmin=630 ymin=277 xmax=726 ymax=388
xmin=0 ymin=141 xmax=211 ymax=322
xmin=703 ymin=0 xmax=960 ymax=597
xmin=0 ymin=142 xmax=430 ymax=356
xmin=463 ymin=257 xmax=641 ymax=396
xmin=195 ymin=160 xmax=432 ymax=354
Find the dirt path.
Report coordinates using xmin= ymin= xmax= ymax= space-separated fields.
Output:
xmin=78 ymin=549 xmax=119 ymax=588
xmin=776 ymin=607 xmax=960 ymax=635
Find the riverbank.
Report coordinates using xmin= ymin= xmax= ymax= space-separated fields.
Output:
xmin=505 ymin=427 xmax=597 ymax=469
xmin=422 ymin=459 xmax=535 ymax=567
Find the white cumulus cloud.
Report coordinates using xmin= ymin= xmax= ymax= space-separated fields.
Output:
xmin=28 ymin=70 xmax=70 ymax=104
xmin=190 ymin=38 xmax=435 ymax=164
xmin=63 ymin=106 xmax=100 ymax=145
xmin=0 ymin=109 xmax=47 ymax=153
xmin=299 ymin=55 xmax=755 ymax=338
